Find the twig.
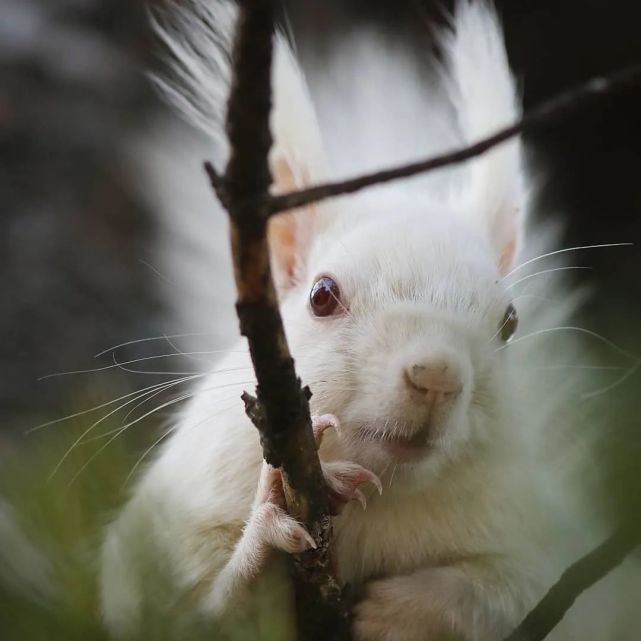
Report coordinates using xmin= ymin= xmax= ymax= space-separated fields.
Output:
xmin=267 ymin=62 xmax=641 ymax=215
xmin=503 ymin=517 xmax=641 ymax=641
xmin=210 ymin=1 xmax=349 ymax=640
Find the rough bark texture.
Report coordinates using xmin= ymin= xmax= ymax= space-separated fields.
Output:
xmin=212 ymin=1 xmax=349 ymax=640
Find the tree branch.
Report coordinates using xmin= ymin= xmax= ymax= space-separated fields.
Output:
xmin=267 ymin=62 xmax=641 ymax=215
xmin=503 ymin=517 xmax=641 ymax=641
xmin=210 ymin=1 xmax=349 ymax=640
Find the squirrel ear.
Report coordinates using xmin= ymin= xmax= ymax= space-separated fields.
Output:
xmin=267 ymin=150 xmax=315 ymax=291
xmin=470 ymin=148 xmax=525 ymax=276
xmin=495 ymin=205 xmax=521 ymax=276
xmin=266 ymin=42 xmax=329 ymax=293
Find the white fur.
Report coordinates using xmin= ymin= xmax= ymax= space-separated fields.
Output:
xmin=102 ymin=1 xmax=638 ymax=639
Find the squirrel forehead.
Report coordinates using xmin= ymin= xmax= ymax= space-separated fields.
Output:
xmin=312 ymin=202 xmax=498 ymax=285
xmin=306 ymin=203 xmax=502 ymax=318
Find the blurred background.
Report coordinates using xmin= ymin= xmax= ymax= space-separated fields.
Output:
xmin=0 ymin=0 xmax=640 ymax=638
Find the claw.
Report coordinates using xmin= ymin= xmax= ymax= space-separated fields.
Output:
xmin=342 ymin=466 xmax=383 ymax=497
xmin=298 ymin=527 xmax=318 ymax=551
xmin=370 ymin=472 xmax=383 ymax=496
xmin=323 ymin=461 xmax=383 ymax=515
xmin=312 ymin=413 xmax=339 ymax=449
xmin=353 ymin=488 xmax=367 ymax=511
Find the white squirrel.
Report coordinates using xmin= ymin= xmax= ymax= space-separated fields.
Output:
xmin=101 ymin=1 xmax=639 ymax=639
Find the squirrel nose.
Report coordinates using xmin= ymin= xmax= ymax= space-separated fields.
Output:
xmin=403 ymin=361 xmax=463 ymax=398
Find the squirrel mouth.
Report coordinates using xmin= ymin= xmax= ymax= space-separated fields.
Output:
xmin=360 ymin=426 xmax=433 ymax=462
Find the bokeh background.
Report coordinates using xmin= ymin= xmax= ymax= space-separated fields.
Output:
xmin=1 ymin=0 xmax=640 ymax=638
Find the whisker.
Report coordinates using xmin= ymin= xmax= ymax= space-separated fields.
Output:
xmin=329 ymin=288 xmax=353 ymax=319
xmin=581 ymin=358 xmax=641 ymax=400
xmin=70 ymin=377 xmax=257 ymax=487
xmin=39 ymin=353 xmax=253 ymax=380
xmin=112 ymin=379 xmax=266 ymax=416
xmin=163 ymin=334 xmax=214 ymax=366
xmin=75 ymin=378 xmax=256 ymax=448
xmin=505 ymin=266 xmax=592 ymax=291
xmin=389 ymin=463 xmax=398 ymax=488
xmin=487 ymin=307 xmax=515 ymax=344
xmin=46 ymin=375 xmax=199 ymax=481
xmin=497 ymin=326 xmax=639 ymax=362
xmin=109 ymin=351 xmax=199 ymax=377
xmin=106 ymin=383 xmax=251 ymax=487
xmin=26 ymin=377 xmax=197 ymax=434
xmin=63 ymin=391 xmax=202 ymax=489
xmin=138 ymin=259 xmax=175 ymax=286
xmin=112 ymin=353 xmax=254 ymax=378
xmin=487 ymin=291 xmax=562 ymax=344
xmin=123 ymin=396 xmax=243 ymax=486
xmin=120 ymin=382 xmax=182 ymax=425
xmin=112 ymin=367 xmax=204 ymax=376
xmin=512 ymin=293 xmax=560 ymax=305
xmin=532 ymin=365 xmax=630 ymax=371
xmin=94 ymin=332 xmax=234 ymax=358
xmin=80 ymin=390 xmax=248 ymax=444
xmin=124 ymin=427 xmax=177 ymax=484
xmin=504 ymin=243 xmax=633 ymax=279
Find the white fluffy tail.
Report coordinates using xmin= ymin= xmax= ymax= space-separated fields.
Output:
xmin=151 ymin=0 xmax=235 ymax=147
xmin=138 ymin=0 xmax=331 ymax=345
xmin=152 ymin=0 xmax=327 ymax=183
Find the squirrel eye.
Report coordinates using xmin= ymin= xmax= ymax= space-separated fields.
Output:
xmin=500 ymin=303 xmax=518 ymax=342
xmin=310 ymin=276 xmax=342 ymax=317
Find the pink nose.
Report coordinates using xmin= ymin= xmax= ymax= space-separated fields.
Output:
xmin=404 ymin=362 xmax=462 ymax=398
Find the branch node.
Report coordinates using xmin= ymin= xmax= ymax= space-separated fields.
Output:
xmin=204 ymin=160 xmax=229 ymax=209
xmin=241 ymin=391 xmax=282 ymax=468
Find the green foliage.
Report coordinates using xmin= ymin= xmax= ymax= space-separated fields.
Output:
xmin=0 ymin=410 xmax=134 ymax=641
xmin=0 ymin=400 xmax=293 ymax=641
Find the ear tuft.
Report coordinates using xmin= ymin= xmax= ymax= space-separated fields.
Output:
xmin=443 ymin=0 xmax=526 ymax=275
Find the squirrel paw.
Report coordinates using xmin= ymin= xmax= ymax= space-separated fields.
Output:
xmin=312 ymin=414 xmax=382 ymax=514
xmin=250 ymin=413 xmax=382 ymax=556
xmin=251 ymin=463 xmax=317 ymax=554
xmin=352 ymin=570 xmax=468 ymax=641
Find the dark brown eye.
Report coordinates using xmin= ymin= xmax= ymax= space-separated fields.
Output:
xmin=310 ymin=276 xmax=342 ymax=317
xmin=500 ymin=303 xmax=518 ymax=342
